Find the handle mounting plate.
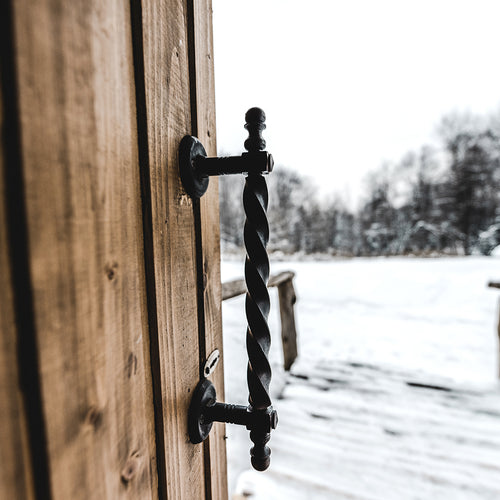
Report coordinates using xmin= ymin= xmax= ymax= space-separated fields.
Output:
xmin=179 ymin=135 xmax=209 ymax=199
xmin=188 ymin=379 xmax=215 ymax=444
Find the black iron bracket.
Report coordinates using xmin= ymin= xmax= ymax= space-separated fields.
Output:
xmin=181 ymin=108 xmax=278 ymax=472
xmin=188 ymin=379 xmax=278 ymax=470
xmin=178 ymin=110 xmax=274 ymax=199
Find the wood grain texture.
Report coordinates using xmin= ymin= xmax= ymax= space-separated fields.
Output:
xmin=0 ymin=77 xmax=35 ymax=500
xmin=11 ymin=1 xmax=158 ymax=498
xmin=139 ymin=0 xmax=206 ymax=497
xmin=191 ymin=0 xmax=228 ymax=497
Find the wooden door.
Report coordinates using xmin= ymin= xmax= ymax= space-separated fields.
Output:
xmin=0 ymin=1 xmax=227 ymax=499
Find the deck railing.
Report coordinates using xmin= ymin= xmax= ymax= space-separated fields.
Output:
xmin=222 ymin=271 xmax=298 ymax=371
xmin=488 ymin=281 xmax=500 ymax=378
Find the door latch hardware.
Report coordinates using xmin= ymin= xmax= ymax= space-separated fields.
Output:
xmin=203 ymin=349 xmax=220 ymax=377
xmin=182 ymin=108 xmax=277 ymax=471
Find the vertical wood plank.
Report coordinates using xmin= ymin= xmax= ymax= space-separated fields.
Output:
xmin=11 ymin=1 xmax=158 ymax=498
xmin=139 ymin=0 xmax=206 ymax=497
xmin=0 ymin=74 xmax=35 ymax=500
xmin=191 ymin=0 xmax=229 ymax=497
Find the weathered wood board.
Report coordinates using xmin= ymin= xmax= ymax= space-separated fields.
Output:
xmin=1 ymin=0 xmax=225 ymax=498
xmin=136 ymin=0 xmax=226 ymax=498
xmin=192 ymin=0 xmax=229 ymax=497
xmin=9 ymin=1 xmax=159 ymax=498
xmin=138 ymin=0 xmax=205 ymax=497
xmin=0 ymin=76 xmax=35 ymax=500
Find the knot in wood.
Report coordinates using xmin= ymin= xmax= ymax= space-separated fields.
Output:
xmin=121 ymin=451 xmax=142 ymax=485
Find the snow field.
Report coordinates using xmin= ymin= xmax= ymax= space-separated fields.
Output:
xmin=221 ymin=257 xmax=500 ymax=499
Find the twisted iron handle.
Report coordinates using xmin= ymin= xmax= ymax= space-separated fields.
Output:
xmin=243 ymin=108 xmax=274 ymax=470
xmin=183 ymin=108 xmax=277 ymax=472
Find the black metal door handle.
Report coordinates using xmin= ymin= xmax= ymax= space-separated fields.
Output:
xmin=179 ymin=108 xmax=277 ymax=471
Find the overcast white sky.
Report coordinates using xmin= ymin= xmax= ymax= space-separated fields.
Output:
xmin=212 ymin=0 xmax=500 ymax=205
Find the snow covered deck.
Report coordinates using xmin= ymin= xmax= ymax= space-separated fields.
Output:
xmin=221 ymin=257 xmax=500 ymax=500
xmin=256 ymin=359 xmax=500 ymax=500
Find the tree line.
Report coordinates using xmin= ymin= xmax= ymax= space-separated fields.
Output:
xmin=220 ymin=110 xmax=500 ymax=256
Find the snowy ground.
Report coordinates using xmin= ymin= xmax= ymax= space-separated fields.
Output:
xmin=220 ymin=256 xmax=500 ymax=500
